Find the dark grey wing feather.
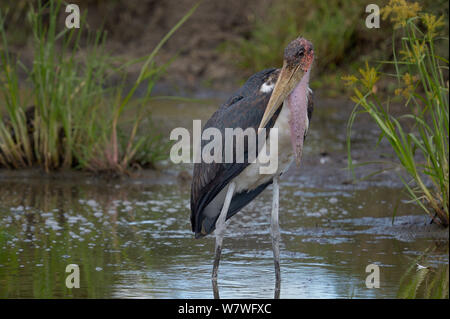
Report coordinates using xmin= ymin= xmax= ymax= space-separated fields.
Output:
xmin=226 ymin=180 xmax=272 ymax=220
xmin=190 ymin=68 xmax=280 ymax=237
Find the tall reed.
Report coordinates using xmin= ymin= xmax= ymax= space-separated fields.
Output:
xmin=345 ymin=0 xmax=449 ymax=226
xmin=0 ymin=0 xmax=198 ymax=173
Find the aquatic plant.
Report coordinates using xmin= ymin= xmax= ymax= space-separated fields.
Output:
xmin=0 ymin=0 xmax=197 ymax=172
xmin=345 ymin=0 xmax=449 ymax=226
xmin=397 ymin=245 xmax=449 ymax=299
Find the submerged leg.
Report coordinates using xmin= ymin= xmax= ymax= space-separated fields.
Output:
xmin=271 ymin=176 xmax=281 ymax=298
xmin=212 ymin=182 xmax=235 ymax=297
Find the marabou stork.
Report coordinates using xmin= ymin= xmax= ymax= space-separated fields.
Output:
xmin=190 ymin=37 xmax=314 ymax=297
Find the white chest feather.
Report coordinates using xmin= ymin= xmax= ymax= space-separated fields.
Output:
xmin=233 ymin=103 xmax=294 ymax=193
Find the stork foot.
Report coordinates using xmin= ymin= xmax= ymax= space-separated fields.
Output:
xmin=212 ymin=246 xmax=221 ymax=299
xmin=212 ymin=241 xmax=222 ymax=282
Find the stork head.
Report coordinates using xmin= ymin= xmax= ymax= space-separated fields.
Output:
xmin=258 ymin=37 xmax=314 ymax=130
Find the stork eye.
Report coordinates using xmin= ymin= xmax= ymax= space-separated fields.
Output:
xmin=296 ymin=49 xmax=305 ymax=58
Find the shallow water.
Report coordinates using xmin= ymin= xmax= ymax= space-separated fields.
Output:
xmin=0 ymin=176 xmax=447 ymax=298
xmin=0 ymin=98 xmax=448 ymax=298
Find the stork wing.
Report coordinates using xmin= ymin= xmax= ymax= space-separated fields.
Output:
xmin=190 ymin=68 xmax=281 ymax=237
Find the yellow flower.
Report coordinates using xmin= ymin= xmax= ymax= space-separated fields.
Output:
xmin=382 ymin=0 xmax=421 ymax=28
xmin=422 ymin=13 xmax=445 ymax=39
xmin=400 ymin=41 xmax=426 ymax=63
xmin=358 ymin=61 xmax=379 ymax=92
xmin=346 ymin=62 xmax=379 ymax=102
xmin=403 ymin=73 xmax=417 ymax=86
xmin=341 ymin=75 xmax=358 ymax=87
xmin=350 ymin=88 xmax=364 ymax=104
xmin=395 ymin=73 xmax=418 ymax=98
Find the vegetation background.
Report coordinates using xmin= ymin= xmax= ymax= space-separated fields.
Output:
xmin=1 ymin=0 xmax=447 ymax=95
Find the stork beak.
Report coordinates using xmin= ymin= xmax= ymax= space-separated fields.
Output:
xmin=258 ymin=63 xmax=303 ymax=129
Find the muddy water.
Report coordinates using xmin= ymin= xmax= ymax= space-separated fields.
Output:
xmin=0 ymin=98 xmax=448 ymax=298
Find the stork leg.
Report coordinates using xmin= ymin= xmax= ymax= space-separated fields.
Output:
xmin=271 ymin=176 xmax=281 ymax=299
xmin=212 ymin=182 xmax=235 ymax=297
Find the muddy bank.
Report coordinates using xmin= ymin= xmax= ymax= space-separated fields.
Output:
xmin=0 ymin=94 xmax=437 ymax=199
